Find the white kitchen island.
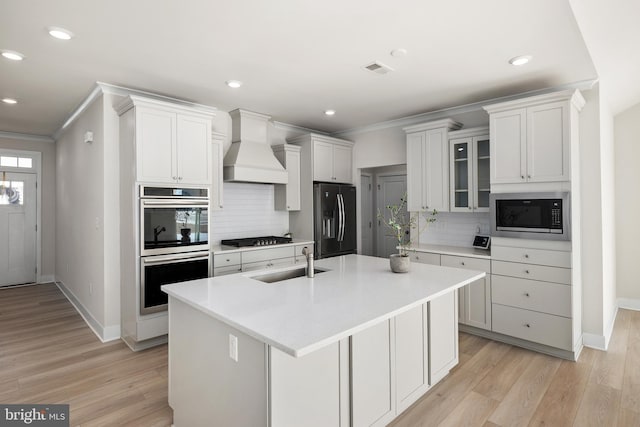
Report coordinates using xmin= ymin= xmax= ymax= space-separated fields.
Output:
xmin=162 ymin=254 xmax=485 ymax=427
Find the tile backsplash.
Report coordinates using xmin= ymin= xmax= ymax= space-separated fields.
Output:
xmin=416 ymin=211 xmax=490 ymax=247
xmin=211 ymin=182 xmax=289 ymax=245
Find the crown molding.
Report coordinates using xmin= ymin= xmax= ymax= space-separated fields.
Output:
xmin=331 ymin=78 xmax=598 ymax=138
xmin=272 ymin=120 xmax=330 ymax=136
xmin=0 ymin=131 xmax=54 ymax=143
xmin=53 ymin=81 xmax=218 ymax=141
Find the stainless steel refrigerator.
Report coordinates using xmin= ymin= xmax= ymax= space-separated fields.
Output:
xmin=314 ymin=183 xmax=357 ymax=259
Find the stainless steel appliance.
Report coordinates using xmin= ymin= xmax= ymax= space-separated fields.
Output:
xmin=313 ymin=182 xmax=357 ymax=259
xmin=139 ymin=186 xmax=211 ymax=315
xmin=140 ymin=186 xmax=209 ymax=256
xmin=221 ymin=236 xmax=293 ymax=247
xmin=140 ymin=251 xmax=210 ymax=315
xmin=490 ymin=192 xmax=570 ymax=241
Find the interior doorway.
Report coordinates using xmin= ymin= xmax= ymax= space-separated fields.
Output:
xmin=360 ymin=165 xmax=407 ymax=258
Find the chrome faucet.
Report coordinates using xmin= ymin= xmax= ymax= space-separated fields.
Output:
xmin=153 ymin=226 xmax=166 ymax=242
xmin=302 ymin=246 xmax=314 ymax=278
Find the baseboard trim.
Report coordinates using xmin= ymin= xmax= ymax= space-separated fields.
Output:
xmin=55 ymin=281 xmax=121 ymax=343
xmin=582 ymin=333 xmax=606 ymax=350
xmin=38 ymin=275 xmax=55 ymax=284
xmin=618 ymin=298 xmax=640 ymax=311
xmin=459 ymin=324 xmax=578 ymax=360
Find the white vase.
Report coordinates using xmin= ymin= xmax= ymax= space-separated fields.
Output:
xmin=389 ymin=254 xmax=410 ymax=273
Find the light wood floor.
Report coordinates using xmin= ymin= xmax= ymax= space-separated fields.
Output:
xmin=2 ymin=284 xmax=640 ymax=426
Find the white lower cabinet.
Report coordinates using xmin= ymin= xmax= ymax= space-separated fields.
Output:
xmin=270 ymin=343 xmax=341 ymax=427
xmin=441 ymin=255 xmax=491 ymax=331
xmin=429 ymin=291 xmax=458 ymax=384
xmin=395 ymin=305 xmax=429 ymax=412
xmin=351 ymin=320 xmax=395 ymax=427
xmin=213 ymin=246 xmax=307 ymax=277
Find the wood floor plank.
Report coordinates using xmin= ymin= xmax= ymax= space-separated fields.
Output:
xmin=573 ymin=382 xmax=621 ymax=426
xmin=473 ymin=346 xmax=536 ymax=401
xmin=621 ymin=336 xmax=640 ymax=413
xmin=618 ymin=407 xmax=640 ymax=427
xmin=589 ymin=309 xmax=631 ymax=390
xmin=487 ymin=353 xmax=561 ymax=427
xmin=528 ymin=356 xmax=593 ymax=426
xmin=438 ymin=391 xmax=499 ymax=427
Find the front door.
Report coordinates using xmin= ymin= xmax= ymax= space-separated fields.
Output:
xmin=0 ymin=172 xmax=37 ymax=286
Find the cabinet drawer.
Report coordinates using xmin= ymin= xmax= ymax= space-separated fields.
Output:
xmin=242 ymin=246 xmax=295 ymax=264
xmin=492 ymin=275 xmax=571 ymax=317
xmin=410 ymin=252 xmax=440 ymax=266
xmin=213 ymin=252 xmax=241 ymax=268
xmin=213 ymin=265 xmax=242 ymax=277
xmin=441 ymin=255 xmax=490 ymax=273
xmin=492 ymin=304 xmax=572 ymax=350
xmin=241 ymin=257 xmax=295 ymax=273
xmin=492 ymin=261 xmax=571 ymax=285
xmin=491 ymin=245 xmax=571 ymax=268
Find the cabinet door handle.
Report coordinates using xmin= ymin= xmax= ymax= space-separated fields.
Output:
xmin=524 ymin=292 xmax=530 ymax=297
xmin=521 ymin=175 xmax=525 ymax=179
xmin=468 ymin=207 xmax=472 ymax=210
xmin=172 ymin=176 xmax=177 ymax=180
xmin=219 ymin=205 xmax=223 ymax=208
xmin=524 ymin=323 xmax=531 ymax=328
xmin=524 ymin=254 xmax=529 ymax=258
xmin=525 ymin=270 xmax=530 ymax=274
xmin=461 ymin=261 xmax=465 ymax=266
xmin=527 ymin=175 xmax=531 ymax=179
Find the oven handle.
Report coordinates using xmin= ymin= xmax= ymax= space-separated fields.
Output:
xmin=142 ymin=252 xmax=210 ymax=265
xmin=142 ymin=200 xmax=209 ymax=207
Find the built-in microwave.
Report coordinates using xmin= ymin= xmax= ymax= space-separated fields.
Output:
xmin=490 ymin=192 xmax=570 ymax=241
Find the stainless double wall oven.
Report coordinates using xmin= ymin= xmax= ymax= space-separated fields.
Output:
xmin=139 ymin=186 xmax=210 ymax=315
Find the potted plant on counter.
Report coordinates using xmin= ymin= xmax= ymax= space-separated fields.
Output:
xmin=378 ymin=193 xmax=437 ymax=273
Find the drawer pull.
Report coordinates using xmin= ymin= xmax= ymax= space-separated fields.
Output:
xmin=524 ymin=323 xmax=531 ymax=328
xmin=524 ymin=254 xmax=529 ymax=258
xmin=267 ymin=262 xmax=274 ymax=267
xmin=461 ymin=261 xmax=465 ymax=266
xmin=226 ymin=259 xmax=230 ymax=262
xmin=524 ymin=292 xmax=530 ymax=297
xmin=525 ymin=270 xmax=530 ymax=274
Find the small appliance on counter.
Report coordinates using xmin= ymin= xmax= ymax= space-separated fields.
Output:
xmin=472 ymin=235 xmax=491 ymax=250
xmin=221 ymin=236 xmax=293 ymax=247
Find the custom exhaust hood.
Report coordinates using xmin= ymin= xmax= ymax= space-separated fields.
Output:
xmin=223 ymin=109 xmax=288 ymax=184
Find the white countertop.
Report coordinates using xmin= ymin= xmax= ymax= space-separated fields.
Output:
xmin=162 ymin=254 xmax=485 ymax=357
xmin=211 ymin=239 xmax=314 ymax=254
xmin=409 ymin=243 xmax=491 ymax=259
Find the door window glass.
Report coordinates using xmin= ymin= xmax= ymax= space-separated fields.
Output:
xmin=0 ymin=181 xmax=24 ymax=205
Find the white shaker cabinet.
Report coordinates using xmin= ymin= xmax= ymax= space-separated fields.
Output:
xmin=448 ymin=127 xmax=490 ymax=212
xmin=395 ymin=305 xmax=429 ymax=413
xmin=116 ymin=95 xmax=216 ymax=186
xmin=309 ymin=138 xmax=353 ymax=183
xmin=404 ymin=119 xmax=462 ymax=212
xmin=272 ymin=144 xmax=301 ymax=211
xmin=484 ymin=90 xmax=585 ymax=185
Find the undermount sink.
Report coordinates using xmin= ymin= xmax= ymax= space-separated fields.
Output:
xmin=252 ymin=267 xmax=327 ymax=283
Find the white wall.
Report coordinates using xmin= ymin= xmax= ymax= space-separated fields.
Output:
xmin=55 ymin=93 xmax=122 ymax=339
xmin=614 ymin=101 xmax=640 ymax=306
xmin=0 ymin=136 xmax=56 ymax=280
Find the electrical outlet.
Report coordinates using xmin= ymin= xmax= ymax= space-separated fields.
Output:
xmin=229 ymin=334 xmax=238 ymax=362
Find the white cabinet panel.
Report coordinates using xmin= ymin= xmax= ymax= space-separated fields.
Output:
xmin=527 ymin=102 xmax=570 ymax=182
xmin=270 ymin=343 xmax=341 ymax=427
xmin=177 ymin=114 xmax=211 ymax=185
xmin=429 ymin=291 xmax=458 ymax=384
xmin=449 ymin=128 xmax=490 ymax=212
xmin=410 ymin=251 xmax=440 ymax=266
xmin=313 ymin=141 xmax=334 ymax=182
xmin=273 ymin=145 xmax=301 ymax=211
xmin=490 ymin=109 xmax=526 ymax=184
xmin=492 ymin=260 xmax=571 ymax=285
xmin=395 ymin=305 xmax=429 ymax=412
xmin=333 ymin=144 xmax=353 ymax=184
xmin=241 ymin=246 xmax=295 ymax=264
xmin=137 ymin=108 xmax=176 ymax=184
xmin=491 ymin=245 xmax=571 ymax=268
xmin=211 ymin=135 xmax=224 ymax=210
xmin=492 ymin=275 xmax=571 ymax=317
xmin=213 ymin=252 xmax=241 ymax=268
xmin=406 ymin=133 xmax=425 ymax=212
xmin=424 ymin=128 xmax=449 ymax=211
xmin=351 ymin=319 xmax=395 ymax=427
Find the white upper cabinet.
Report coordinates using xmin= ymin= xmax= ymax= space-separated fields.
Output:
xmin=289 ymin=134 xmax=354 ymax=184
xmin=272 ymin=144 xmax=301 ymax=211
xmin=449 ymin=127 xmax=490 ymax=212
xmin=116 ymin=95 xmax=216 ymax=186
xmin=404 ymin=119 xmax=462 ymax=212
xmin=484 ymin=90 xmax=584 ymax=185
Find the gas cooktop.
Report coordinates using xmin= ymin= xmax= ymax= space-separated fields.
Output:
xmin=221 ymin=236 xmax=293 ymax=247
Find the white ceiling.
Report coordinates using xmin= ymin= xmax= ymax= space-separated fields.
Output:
xmin=0 ymin=0 xmax=609 ymax=137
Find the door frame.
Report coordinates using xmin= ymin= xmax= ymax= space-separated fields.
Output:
xmin=0 ymin=149 xmax=42 ymax=284
xmin=375 ymin=173 xmax=408 ymax=258
xmin=360 ymin=173 xmax=373 ymax=256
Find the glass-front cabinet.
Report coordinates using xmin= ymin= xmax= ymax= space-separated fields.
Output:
xmin=449 ymin=127 xmax=490 ymax=212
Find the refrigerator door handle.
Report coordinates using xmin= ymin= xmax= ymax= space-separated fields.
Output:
xmin=338 ymin=194 xmax=345 ymax=242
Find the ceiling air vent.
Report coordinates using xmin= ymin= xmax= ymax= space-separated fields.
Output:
xmin=364 ymin=61 xmax=395 ymax=75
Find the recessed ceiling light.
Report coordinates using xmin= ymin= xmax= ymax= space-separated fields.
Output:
xmin=324 ymin=110 xmax=336 ymax=116
xmin=509 ymin=55 xmax=532 ymax=66
xmin=390 ymin=48 xmax=408 ymax=58
xmin=48 ymin=27 xmax=74 ymax=40
xmin=2 ymin=98 xmax=18 ymax=105
xmin=225 ymin=80 xmax=242 ymax=89
xmin=1 ymin=50 xmax=25 ymax=61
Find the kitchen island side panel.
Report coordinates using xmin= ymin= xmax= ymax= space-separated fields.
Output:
xmin=168 ymin=297 xmax=268 ymax=427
